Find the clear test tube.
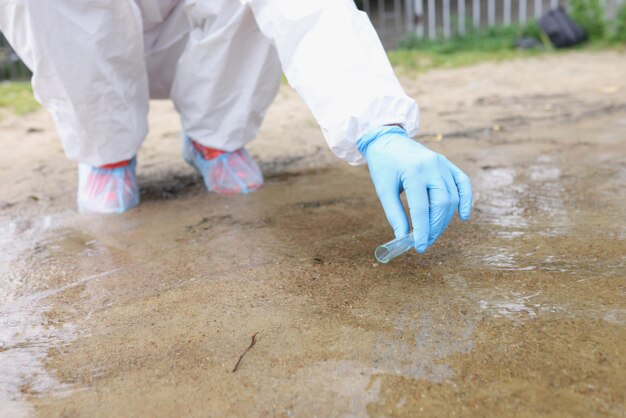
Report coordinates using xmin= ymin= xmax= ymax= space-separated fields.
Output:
xmin=374 ymin=231 xmax=415 ymax=264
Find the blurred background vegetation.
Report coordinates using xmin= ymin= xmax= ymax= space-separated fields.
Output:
xmin=391 ymin=0 xmax=626 ymax=71
xmin=0 ymin=0 xmax=625 ymax=115
xmin=0 ymin=82 xmax=38 ymax=115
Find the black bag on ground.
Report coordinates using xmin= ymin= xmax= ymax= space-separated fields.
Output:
xmin=538 ymin=6 xmax=587 ymax=48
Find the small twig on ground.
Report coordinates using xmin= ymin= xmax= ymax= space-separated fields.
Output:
xmin=232 ymin=332 xmax=258 ymax=373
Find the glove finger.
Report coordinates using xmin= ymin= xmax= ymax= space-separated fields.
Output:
xmin=403 ymin=178 xmax=430 ymax=253
xmin=447 ymin=160 xmax=473 ymax=221
xmin=429 ymin=173 xmax=459 ymax=246
xmin=374 ymin=178 xmax=410 ymax=239
xmin=426 ymin=177 xmax=452 ymax=246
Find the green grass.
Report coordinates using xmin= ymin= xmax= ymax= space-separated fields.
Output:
xmin=0 ymin=82 xmax=39 ymax=114
xmin=389 ymin=40 xmax=625 ymax=73
xmin=388 ymin=48 xmax=543 ymax=73
xmin=388 ymin=24 xmax=543 ymax=72
xmin=388 ymin=22 xmax=625 ymax=74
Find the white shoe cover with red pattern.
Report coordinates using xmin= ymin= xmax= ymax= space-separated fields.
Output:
xmin=182 ymin=135 xmax=263 ymax=194
xmin=77 ymin=158 xmax=140 ymax=214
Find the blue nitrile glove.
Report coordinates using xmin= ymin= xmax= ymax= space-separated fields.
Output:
xmin=357 ymin=126 xmax=472 ymax=253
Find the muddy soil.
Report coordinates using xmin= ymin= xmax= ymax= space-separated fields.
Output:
xmin=1 ymin=51 xmax=625 ymax=417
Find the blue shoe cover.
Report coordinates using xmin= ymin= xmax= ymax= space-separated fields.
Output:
xmin=182 ymin=134 xmax=263 ymax=194
xmin=77 ymin=158 xmax=140 ymax=214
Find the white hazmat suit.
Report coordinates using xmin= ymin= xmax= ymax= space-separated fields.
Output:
xmin=0 ymin=0 xmax=419 ymax=167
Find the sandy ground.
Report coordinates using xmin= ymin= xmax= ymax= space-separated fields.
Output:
xmin=0 ymin=50 xmax=625 ymax=417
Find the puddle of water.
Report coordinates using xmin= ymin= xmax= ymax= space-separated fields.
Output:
xmin=0 ymin=214 xmax=130 ymax=415
xmin=369 ymin=278 xmax=478 ymax=384
xmin=474 ymin=167 xmax=529 ymax=233
xmin=1 ymin=113 xmax=625 ymax=416
xmin=288 ymin=360 xmax=382 ymax=417
xmin=0 ymin=219 xmax=59 ymax=410
xmin=478 ymin=293 xmax=540 ymax=319
xmin=603 ymin=309 xmax=626 ymax=325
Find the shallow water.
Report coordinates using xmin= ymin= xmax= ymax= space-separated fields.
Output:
xmin=1 ymin=112 xmax=625 ymax=417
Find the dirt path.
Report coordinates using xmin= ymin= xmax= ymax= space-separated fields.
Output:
xmin=1 ymin=50 xmax=625 ymax=417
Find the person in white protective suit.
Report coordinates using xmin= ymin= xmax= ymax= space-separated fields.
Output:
xmin=0 ymin=0 xmax=473 ymax=253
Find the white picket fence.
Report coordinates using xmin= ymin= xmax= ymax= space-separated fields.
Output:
xmin=363 ymin=0 xmax=625 ymax=47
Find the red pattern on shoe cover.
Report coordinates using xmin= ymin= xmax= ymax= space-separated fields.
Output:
xmin=77 ymin=158 xmax=139 ymax=214
xmin=182 ymin=135 xmax=264 ymax=194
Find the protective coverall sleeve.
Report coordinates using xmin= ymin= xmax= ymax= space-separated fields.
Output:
xmin=240 ymin=0 xmax=419 ymax=165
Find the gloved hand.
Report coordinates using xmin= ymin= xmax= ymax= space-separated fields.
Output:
xmin=357 ymin=126 xmax=472 ymax=253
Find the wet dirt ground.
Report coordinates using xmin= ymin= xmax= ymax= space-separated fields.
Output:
xmin=1 ymin=51 xmax=625 ymax=417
